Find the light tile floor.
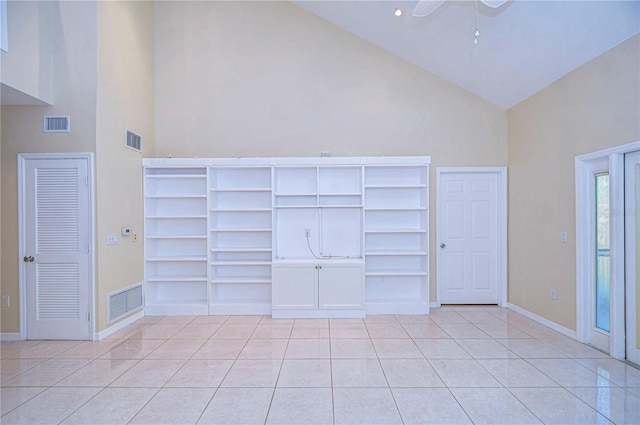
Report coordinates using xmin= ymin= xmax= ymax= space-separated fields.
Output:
xmin=2 ymin=306 xmax=640 ymax=424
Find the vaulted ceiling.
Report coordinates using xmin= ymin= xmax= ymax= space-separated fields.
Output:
xmin=293 ymin=0 xmax=640 ymax=108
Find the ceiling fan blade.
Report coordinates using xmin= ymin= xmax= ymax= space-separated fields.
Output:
xmin=412 ymin=0 xmax=447 ymax=17
xmin=479 ymin=0 xmax=509 ymax=8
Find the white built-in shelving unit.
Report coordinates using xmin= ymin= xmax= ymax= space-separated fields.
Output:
xmin=209 ymin=165 xmax=273 ymax=315
xmin=364 ymin=164 xmax=429 ymax=314
xmin=143 ymin=156 xmax=429 ymax=317
xmin=144 ymin=166 xmax=209 ymax=315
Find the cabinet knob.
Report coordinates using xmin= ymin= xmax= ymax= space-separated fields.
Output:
xmin=440 ymin=243 xmax=446 ymax=249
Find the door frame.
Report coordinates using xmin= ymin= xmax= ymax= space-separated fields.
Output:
xmin=575 ymin=141 xmax=639 ymax=359
xmin=435 ymin=167 xmax=508 ymax=307
xmin=18 ymin=153 xmax=96 ymax=341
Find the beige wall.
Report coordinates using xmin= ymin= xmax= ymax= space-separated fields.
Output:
xmin=95 ymin=0 xmax=155 ymax=331
xmin=1 ymin=0 xmax=54 ymax=103
xmin=507 ymin=35 xmax=640 ymax=330
xmin=1 ymin=1 xmax=98 ymax=333
xmin=1 ymin=0 xmax=154 ymax=335
xmin=154 ymin=1 xmax=508 ymax=302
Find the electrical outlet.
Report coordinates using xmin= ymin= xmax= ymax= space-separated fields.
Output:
xmin=107 ymin=234 xmax=118 ymax=245
xmin=132 ymin=233 xmax=138 ymax=242
xmin=551 ymin=289 xmax=557 ymax=300
xmin=560 ymin=231 xmax=568 ymax=243
xmin=2 ymin=296 xmax=9 ymax=308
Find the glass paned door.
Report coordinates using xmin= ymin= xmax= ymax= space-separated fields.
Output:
xmin=595 ymin=173 xmax=610 ymax=332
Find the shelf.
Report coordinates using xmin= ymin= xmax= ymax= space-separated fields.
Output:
xmin=211 ymin=276 xmax=271 ymax=284
xmin=211 ymin=260 xmax=271 ymax=266
xmin=210 ymin=208 xmax=272 ymax=212
xmin=147 ymin=276 xmax=207 ymax=282
xmin=365 ymin=270 xmax=428 ymax=276
xmin=365 ymin=229 xmax=426 ymax=234
xmin=274 ymin=192 xmax=317 ymax=197
xmin=146 ymin=256 xmax=207 ymax=262
xmin=211 ymin=248 xmax=271 ymax=252
xmin=210 ymin=298 xmax=270 ymax=305
xmin=211 ymin=188 xmax=271 ymax=192
xmin=364 ymin=207 xmax=426 ymax=211
xmin=145 ymin=195 xmax=207 ymax=199
xmin=146 ymin=235 xmax=207 ymax=239
xmin=146 ymin=175 xmax=206 ymax=179
xmin=365 ymin=184 xmax=427 ymax=189
xmin=146 ymin=215 xmax=207 ymax=219
xmin=365 ymin=250 xmax=427 ymax=256
xmin=210 ymin=228 xmax=271 ymax=232
xmin=275 ymin=205 xmax=362 ymax=209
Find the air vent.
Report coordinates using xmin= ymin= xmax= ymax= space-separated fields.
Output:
xmin=125 ymin=129 xmax=142 ymax=152
xmin=44 ymin=115 xmax=70 ymax=133
xmin=107 ymin=283 xmax=143 ymax=324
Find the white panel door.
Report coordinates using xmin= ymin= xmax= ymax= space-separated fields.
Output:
xmin=625 ymin=151 xmax=640 ymax=364
xmin=23 ymin=158 xmax=91 ymax=340
xmin=438 ymin=172 xmax=499 ymax=304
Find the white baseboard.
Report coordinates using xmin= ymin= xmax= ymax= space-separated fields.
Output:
xmin=507 ymin=303 xmax=577 ymax=340
xmin=430 ymin=302 xmax=441 ymax=309
xmin=94 ymin=310 xmax=144 ymax=341
xmin=0 ymin=332 xmax=22 ymax=341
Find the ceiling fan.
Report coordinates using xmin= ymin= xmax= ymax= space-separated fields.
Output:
xmin=412 ymin=0 xmax=509 ymax=17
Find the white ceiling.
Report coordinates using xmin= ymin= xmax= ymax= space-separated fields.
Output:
xmin=292 ymin=0 xmax=640 ymax=108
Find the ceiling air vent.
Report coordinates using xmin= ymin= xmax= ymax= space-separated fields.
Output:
xmin=44 ymin=115 xmax=70 ymax=133
xmin=125 ymin=129 xmax=142 ymax=152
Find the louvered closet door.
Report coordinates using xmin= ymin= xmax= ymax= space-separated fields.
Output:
xmin=24 ymin=158 xmax=91 ymax=340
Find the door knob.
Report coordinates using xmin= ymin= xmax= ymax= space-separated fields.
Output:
xmin=23 ymin=256 xmax=34 ymax=263
xmin=440 ymin=243 xmax=446 ymax=249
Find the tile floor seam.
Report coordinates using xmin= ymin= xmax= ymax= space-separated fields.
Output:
xmin=263 ymin=324 xmax=290 ymax=425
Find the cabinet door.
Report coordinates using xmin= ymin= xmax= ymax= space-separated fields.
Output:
xmin=272 ymin=265 xmax=317 ymax=309
xmin=319 ymin=265 xmax=364 ymax=309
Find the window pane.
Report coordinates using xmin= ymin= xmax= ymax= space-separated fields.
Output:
xmin=595 ymin=173 xmax=610 ymax=332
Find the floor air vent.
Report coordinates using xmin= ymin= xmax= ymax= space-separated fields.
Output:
xmin=125 ymin=129 xmax=142 ymax=152
xmin=44 ymin=115 xmax=70 ymax=133
xmin=108 ymin=283 xmax=143 ymax=324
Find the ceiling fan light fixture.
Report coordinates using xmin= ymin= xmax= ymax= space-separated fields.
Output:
xmin=479 ymin=0 xmax=509 ymax=8
xmin=412 ymin=0 xmax=446 ymax=17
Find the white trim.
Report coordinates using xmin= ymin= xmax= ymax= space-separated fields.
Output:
xmin=429 ymin=301 xmax=441 ymax=309
xmin=507 ymin=303 xmax=577 ymax=340
xmin=436 ymin=167 xmax=508 ymax=307
xmin=94 ymin=310 xmax=144 ymax=341
xmin=18 ymin=153 xmax=96 ymax=341
xmin=575 ymin=141 xmax=640 ymax=360
xmin=609 ymin=153 xmax=626 ymax=359
xmin=1 ymin=0 xmax=8 ymax=52
xmin=0 ymin=333 xmax=22 ymax=341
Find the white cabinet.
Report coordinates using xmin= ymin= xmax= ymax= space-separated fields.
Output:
xmin=144 ymin=166 xmax=209 ymax=315
xmin=364 ymin=165 xmax=430 ymax=314
xmin=272 ymin=261 xmax=365 ymax=318
xmin=209 ymin=166 xmax=272 ymax=315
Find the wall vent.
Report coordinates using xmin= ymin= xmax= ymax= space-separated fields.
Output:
xmin=125 ymin=129 xmax=142 ymax=152
xmin=107 ymin=283 xmax=143 ymax=324
xmin=44 ymin=115 xmax=70 ymax=133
